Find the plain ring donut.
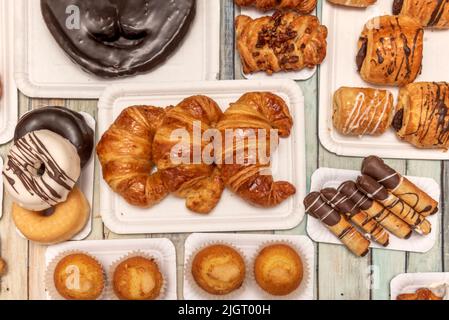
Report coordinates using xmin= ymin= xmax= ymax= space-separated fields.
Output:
xmin=14 ymin=106 xmax=94 ymax=168
xmin=3 ymin=130 xmax=81 ymax=211
xmin=12 ymin=187 xmax=90 ymax=245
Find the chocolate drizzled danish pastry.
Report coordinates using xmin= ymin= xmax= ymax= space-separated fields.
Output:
xmin=327 ymin=0 xmax=376 ymax=7
xmin=356 ymin=15 xmax=424 ymax=86
xmin=393 ymin=0 xmax=449 ymax=29
xmin=235 ymin=0 xmax=317 ymax=14
xmin=393 ymin=82 xmax=449 ymax=150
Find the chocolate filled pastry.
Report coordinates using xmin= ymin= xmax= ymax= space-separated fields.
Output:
xmin=14 ymin=107 xmax=94 ymax=168
xmin=356 ymin=15 xmax=423 ymax=86
xmin=362 ymin=156 xmax=438 ymax=216
xmin=321 ymin=188 xmax=389 ymax=246
xmin=304 ymin=192 xmax=371 ymax=257
xmin=41 ymin=0 xmax=196 ymax=78
xmin=234 ymin=0 xmax=317 ymax=14
xmin=393 ymin=82 xmax=449 ymax=150
xmin=393 ymin=0 xmax=449 ymax=29
xmin=236 ymin=12 xmax=328 ymax=75
xmin=332 ymin=87 xmax=394 ymax=136
xmin=356 ymin=175 xmax=431 ymax=235
xmin=327 ymin=0 xmax=376 ymax=7
xmin=338 ymin=181 xmax=413 ymax=239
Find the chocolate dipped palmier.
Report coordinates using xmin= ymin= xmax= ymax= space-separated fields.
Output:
xmin=14 ymin=107 xmax=94 ymax=168
xmin=41 ymin=0 xmax=196 ymax=78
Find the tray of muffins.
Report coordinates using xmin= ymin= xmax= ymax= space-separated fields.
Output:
xmin=13 ymin=0 xmax=220 ymax=98
xmin=319 ymin=0 xmax=449 ymax=159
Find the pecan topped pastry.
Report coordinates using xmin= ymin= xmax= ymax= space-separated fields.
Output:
xmin=236 ymin=11 xmax=328 ymax=75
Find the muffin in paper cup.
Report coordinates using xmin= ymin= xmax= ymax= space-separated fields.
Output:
xmin=250 ymin=239 xmax=312 ymax=300
xmin=184 ymin=241 xmax=248 ymax=300
xmin=107 ymin=251 xmax=167 ymax=300
xmin=45 ymin=250 xmax=106 ymax=300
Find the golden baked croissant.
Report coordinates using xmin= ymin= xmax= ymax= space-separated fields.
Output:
xmin=152 ymin=96 xmax=225 ymax=214
xmin=357 ymin=15 xmax=423 ymax=86
xmin=97 ymin=106 xmax=169 ymax=207
xmin=216 ymin=92 xmax=296 ymax=207
xmin=393 ymin=0 xmax=449 ymax=28
xmin=235 ymin=0 xmax=317 ymax=14
xmin=327 ymin=0 xmax=376 ymax=7
xmin=393 ymin=82 xmax=449 ymax=150
xmin=236 ymin=11 xmax=328 ymax=75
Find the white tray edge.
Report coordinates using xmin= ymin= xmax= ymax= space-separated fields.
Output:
xmin=390 ymin=272 xmax=449 ymax=300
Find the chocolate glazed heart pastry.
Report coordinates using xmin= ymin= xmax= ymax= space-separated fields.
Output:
xmin=41 ymin=0 xmax=196 ymax=78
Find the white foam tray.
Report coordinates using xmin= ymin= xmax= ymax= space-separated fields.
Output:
xmin=14 ymin=112 xmax=95 ymax=241
xmin=183 ymin=233 xmax=315 ymax=300
xmin=319 ymin=0 xmax=449 ymax=159
xmin=45 ymin=238 xmax=177 ymax=300
xmin=97 ymin=79 xmax=306 ymax=234
xmin=14 ymin=0 xmax=220 ymax=99
xmin=307 ymin=167 xmax=440 ymax=253
xmin=391 ymin=273 xmax=449 ymax=300
xmin=237 ymin=7 xmax=318 ymax=80
xmin=0 ymin=0 xmax=18 ymax=144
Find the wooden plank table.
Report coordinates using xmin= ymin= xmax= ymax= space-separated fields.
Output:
xmin=0 ymin=0 xmax=447 ymax=300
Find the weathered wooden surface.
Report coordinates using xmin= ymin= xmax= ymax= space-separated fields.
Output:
xmin=0 ymin=0 xmax=447 ymax=300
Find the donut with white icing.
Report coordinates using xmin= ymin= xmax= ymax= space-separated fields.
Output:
xmin=3 ymin=130 xmax=81 ymax=211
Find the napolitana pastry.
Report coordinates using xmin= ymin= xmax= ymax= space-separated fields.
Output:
xmin=97 ymin=106 xmax=169 ymax=208
xmin=234 ymin=0 xmax=317 ymax=14
xmin=321 ymin=188 xmax=390 ymax=246
xmin=327 ymin=0 xmax=376 ymax=7
xmin=236 ymin=12 xmax=328 ymax=75
xmin=14 ymin=106 xmax=94 ymax=168
xmin=393 ymin=0 xmax=449 ymax=29
xmin=191 ymin=245 xmax=246 ymax=296
xmin=357 ymin=16 xmax=424 ymax=86
xmin=112 ymin=256 xmax=164 ymax=300
xmin=397 ymin=288 xmax=444 ymax=300
xmin=338 ymin=181 xmax=413 ymax=239
xmin=356 ymin=175 xmax=431 ymax=235
xmin=41 ymin=0 xmax=196 ymax=78
xmin=362 ymin=156 xmax=438 ymax=216
xmin=254 ymin=244 xmax=303 ymax=296
xmin=304 ymin=192 xmax=371 ymax=257
xmin=12 ymin=186 xmax=90 ymax=245
xmin=3 ymin=130 xmax=81 ymax=211
xmin=332 ymin=87 xmax=395 ymax=136
xmin=393 ymin=82 xmax=449 ymax=150
xmin=216 ymin=92 xmax=296 ymax=207
xmin=152 ymin=96 xmax=224 ymax=214
xmin=52 ymin=253 xmax=105 ymax=300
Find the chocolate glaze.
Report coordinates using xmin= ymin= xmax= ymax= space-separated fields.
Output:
xmin=338 ymin=181 xmax=373 ymax=211
xmin=361 ymin=156 xmax=401 ymax=190
xmin=321 ymin=188 xmax=359 ymax=217
xmin=356 ymin=175 xmax=389 ymax=201
xmin=356 ymin=37 xmax=367 ymax=72
xmin=392 ymin=0 xmax=404 ymax=15
xmin=392 ymin=109 xmax=404 ymax=132
xmin=41 ymin=0 xmax=196 ymax=78
xmin=14 ymin=107 xmax=94 ymax=168
xmin=303 ymin=192 xmax=342 ymax=227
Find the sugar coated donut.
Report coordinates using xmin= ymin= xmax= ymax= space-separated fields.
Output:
xmin=14 ymin=106 xmax=94 ymax=168
xmin=12 ymin=186 xmax=90 ymax=245
xmin=3 ymin=130 xmax=81 ymax=211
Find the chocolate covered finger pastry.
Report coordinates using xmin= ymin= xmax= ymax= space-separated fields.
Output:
xmin=356 ymin=16 xmax=423 ymax=86
xmin=356 ymin=175 xmax=431 ymax=235
xmin=321 ymin=188 xmax=389 ymax=247
xmin=41 ymin=0 xmax=196 ymax=78
xmin=393 ymin=0 xmax=449 ymax=29
xmin=327 ymin=0 xmax=376 ymax=7
xmin=362 ymin=156 xmax=438 ymax=216
xmin=338 ymin=181 xmax=412 ymax=239
xmin=304 ymin=192 xmax=370 ymax=257
xmin=333 ymin=87 xmax=395 ymax=136
xmin=393 ymin=82 xmax=449 ymax=150
xmin=235 ymin=0 xmax=317 ymax=14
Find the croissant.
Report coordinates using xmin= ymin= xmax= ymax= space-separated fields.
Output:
xmin=236 ymin=11 xmax=328 ymax=75
xmin=152 ymin=96 xmax=225 ymax=214
xmin=327 ymin=0 xmax=376 ymax=7
xmin=97 ymin=106 xmax=169 ymax=207
xmin=234 ymin=0 xmax=317 ymax=14
xmin=215 ymin=92 xmax=296 ymax=207
xmin=393 ymin=0 xmax=449 ymax=29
